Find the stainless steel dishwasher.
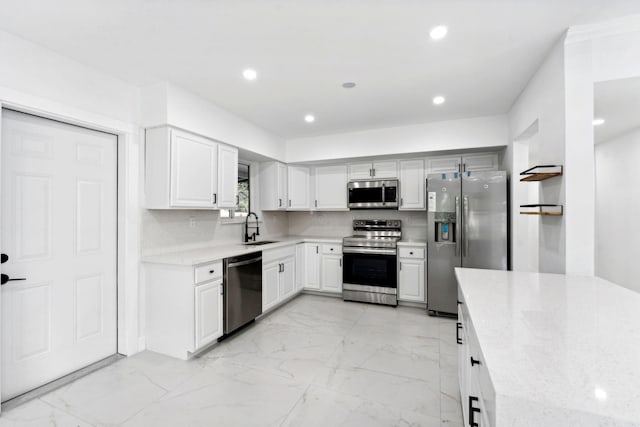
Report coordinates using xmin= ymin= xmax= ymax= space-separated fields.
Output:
xmin=223 ymin=251 xmax=262 ymax=335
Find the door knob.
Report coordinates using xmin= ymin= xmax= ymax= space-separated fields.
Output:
xmin=1 ymin=274 xmax=26 ymax=286
xmin=1 ymin=254 xmax=7 ymax=264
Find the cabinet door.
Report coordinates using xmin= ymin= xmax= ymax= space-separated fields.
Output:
xmin=287 ymin=165 xmax=311 ymax=210
xmin=217 ymin=144 xmax=238 ymax=208
xmin=279 ymin=258 xmax=296 ymax=300
xmin=321 ymin=255 xmax=343 ymax=293
xmin=399 ymin=160 xmax=425 ymax=210
xmin=461 ymin=153 xmax=499 ymax=172
xmin=263 ymin=261 xmax=280 ymax=311
xmin=372 ymin=160 xmax=398 ymax=179
xmin=303 ymin=244 xmax=320 ymax=290
xmin=348 ymin=162 xmax=373 ymax=180
xmin=458 ymin=305 xmax=470 ymax=424
xmin=295 ymin=244 xmax=305 ymax=292
xmin=427 ymin=156 xmax=460 ymax=174
xmin=277 ymin=162 xmax=288 ymax=210
xmin=170 ymin=129 xmax=217 ymax=207
xmin=398 ymin=259 xmax=425 ymax=302
xmin=315 ymin=165 xmax=348 ymax=210
xmin=194 ymin=280 xmax=223 ymax=349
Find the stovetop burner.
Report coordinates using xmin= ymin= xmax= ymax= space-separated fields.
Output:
xmin=343 ymin=219 xmax=402 ymax=249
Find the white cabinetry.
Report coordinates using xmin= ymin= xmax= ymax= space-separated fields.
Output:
xmin=398 ymin=244 xmax=426 ymax=302
xmin=262 ymin=245 xmax=298 ymax=313
xmin=287 ymin=165 xmax=312 ymax=210
xmin=145 ymin=127 xmax=217 ymax=209
xmin=145 ymin=260 xmax=224 ymax=360
xmin=348 ymin=160 xmax=397 ymax=180
xmin=260 ymin=161 xmax=288 ymax=210
xmin=314 ymin=165 xmax=348 ymax=210
xmin=427 ymin=153 xmax=499 ymax=174
xmin=298 ymin=242 xmax=342 ymax=293
xmin=399 ymin=159 xmax=425 ymax=210
xmin=458 ymin=291 xmax=493 ymax=427
xmin=217 ymin=144 xmax=239 ymax=208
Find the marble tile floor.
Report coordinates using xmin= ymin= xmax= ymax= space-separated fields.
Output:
xmin=0 ymin=294 xmax=463 ymax=427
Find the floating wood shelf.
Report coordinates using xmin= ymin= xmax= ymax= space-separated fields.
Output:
xmin=520 ymin=165 xmax=563 ymax=182
xmin=519 ymin=204 xmax=563 ymax=216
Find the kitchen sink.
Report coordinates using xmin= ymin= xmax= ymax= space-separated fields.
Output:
xmin=243 ymin=240 xmax=279 ymax=246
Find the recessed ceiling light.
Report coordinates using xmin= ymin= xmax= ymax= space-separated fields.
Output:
xmin=430 ymin=25 xmax=448 ymax=40
xmin=592 ymin=118 xmax=605 ymax=126
xmin=242 ymin=69 xmax=257 ymax=80
xmin=304 ymin=114 xmax=315 ymax=123
xmin=433 ymin=95 xmax=446 ymax=105
xmin=594 ymin=388 xmax=607 ymax=401
xmin=342 ymin=82 xmax=356 ymax=89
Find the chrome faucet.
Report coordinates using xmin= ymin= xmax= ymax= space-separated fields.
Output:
xmin=244 ymin=212 xmax=260 ymax=242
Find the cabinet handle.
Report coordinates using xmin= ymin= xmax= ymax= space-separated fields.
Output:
xmin=279 ymin=198 xmax=282 ymax=207
xmin=369 ymin=168 xmax=373 ymax=177
xmin=400 ymin=198 xmax=403 ymax=207
xmin=212 ymin=193 xmax=217 ymax=204
xmin=330 ymin=248 xmax=334 ymax=251
xmin=372 ymin=167 xmax=376 ymax=177
xmin=339 ymin=258 xmax=342 ymax=267
xmin=470 ymin=357 xmax=481 ymax=367
xmin=456 ymin=322 xmax=463 ymax=345
xmin=399 ymin=262 xmax=402 ymax=271
xmin=316 ymin=246 xmax=318 ymax=254
xmin=236 ymin=195 xmax=239 ymax=205
xmin=457 ymin=300 xmax=463 ymax=305
xmin=409 ymin=251 xmax=414 ymax=255
xmin=315 ymin=200 xmax=318 ymax=208
xmin=220 ymin=284 xmax=224 ymax=295
xmin=468 ymin=396 xmax=480 ymax=427
xmin=457 ymin=163 xmax=461 ymax=173
xmin=463 ymin=163 xmax=467 ymax=172
xmin=209 ymin=269 xmax=215 ymax=274
xmin=288 ymin=199 xmax=291 ymax=207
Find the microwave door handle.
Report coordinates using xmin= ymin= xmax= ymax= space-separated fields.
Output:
xmin=455 ymin=196 xmax=461 ymax=256
xmin=382 ymin=183 xmax=386 ymax=205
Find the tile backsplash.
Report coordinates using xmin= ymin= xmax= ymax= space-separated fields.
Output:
xmin=141 ymin=210 xmax=289 ymax=255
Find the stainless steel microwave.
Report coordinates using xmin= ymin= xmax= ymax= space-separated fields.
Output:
xmin=347 ymin=179 xmax=399 ymax=209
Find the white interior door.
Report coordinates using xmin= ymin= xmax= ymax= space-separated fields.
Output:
xmin=1 ymin=110 xmax=117 ymax=402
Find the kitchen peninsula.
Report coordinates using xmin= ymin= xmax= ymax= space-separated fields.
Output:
xmin=455 ymin=268 xmax=640 ymax=426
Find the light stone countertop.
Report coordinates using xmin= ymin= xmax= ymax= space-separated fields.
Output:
xmin=141 ymin=235 xmax=344 ymax=266
xmin=455 ymin=267 xmax=640 ymax=426
xmin=397 ymin=240 xmax=427 ymax=246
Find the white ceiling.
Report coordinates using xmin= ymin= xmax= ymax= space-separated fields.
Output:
xmin=1 ymin=0 xmax=640 ymax=139
xmin=594 ymin=77 xmax=640 ymax=144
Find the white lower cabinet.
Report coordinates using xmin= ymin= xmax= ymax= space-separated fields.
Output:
xmin=459 ymin=290 xmax=495 ymax=427
xmin=398 ymin=244 xmax=426 ymax=303
xmin=145 ymin=260 xmax=224 ymax=360
xmin=262 ymin=245 xmax=298 ymax=313
xmin=195 ymin=280 xmax=223 ymax=349
xmin=298 ymin=242 xmax=343 ymax=293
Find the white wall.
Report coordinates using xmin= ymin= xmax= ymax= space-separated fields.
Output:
xmin=595 ymin=127 xmax=640 ymax=292
xmin=562 ymin=16 xmax=640 ymax=275
xmin=507 ymin=36 xmax=566 ymax=274
xmin=141 ymin=82 xmax=286 ymax=161
xmin=285 ymin=115 xmax=508 ymax=163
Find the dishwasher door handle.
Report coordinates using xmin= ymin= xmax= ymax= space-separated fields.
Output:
xmin=227 ymin=257 xmax=263 ymax=268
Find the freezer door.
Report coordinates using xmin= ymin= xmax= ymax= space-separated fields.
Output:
xmin=461 ymin=171 xmax=508 ymax=270
xmin=427 ymin=173 xmax=461 ymax=315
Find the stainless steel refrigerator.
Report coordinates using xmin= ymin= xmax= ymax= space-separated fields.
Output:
xmin=426 ymin=170 xmax=508 ymax=315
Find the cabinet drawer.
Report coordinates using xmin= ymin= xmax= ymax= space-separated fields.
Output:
xmin=399 ymin=247 xmax=425 ymax=259
xmin=194 ymin=260 xmax=223 ymax=284
xmin=322 ymin=244 xmax=342 ymax=255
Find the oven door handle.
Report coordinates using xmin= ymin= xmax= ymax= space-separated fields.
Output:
xmin=343 ymin=247 xmax=397 ymax=255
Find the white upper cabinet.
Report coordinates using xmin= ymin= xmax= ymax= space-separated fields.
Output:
xmin=399 ymin=159 xmax=425 ymax=210
xmin=427 ymin=153 xmax=500 ymax=174
xmin=287 ymin=165 xmax=311 ymax=210
xmin=314 ymin=164 xmax=348 ymax=210
xmin=217 ymin=144 xmax=238 ymax=208
xmin=461 ymin=153 xmax=500 ymax=172
xmin=427 ymin=156 xmax=460 ymax=174
xmin=259 ymin=161 xmax=288 ymax=210
xmin=348 ymin=160 xmax=398 ymax=180
xmin=145 ymin=127 xmax=219 ymax=209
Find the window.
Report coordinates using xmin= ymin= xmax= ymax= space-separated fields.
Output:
xmin=221 ymin=162 xmax=250 ymax=219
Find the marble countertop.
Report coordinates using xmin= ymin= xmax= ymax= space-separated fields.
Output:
xmin=455 ymin=268 xmax=640 ymax=426
xmin=142 ymin=235 xmax=344 ymax=266
xmin=397 ymin=240 xmax=427 ymax=246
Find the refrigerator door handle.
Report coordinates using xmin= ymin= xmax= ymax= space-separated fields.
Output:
xmin=455 ymin=195 xmax=461 ymax=256
xmin=463 ymin=195 xmax=470 ymax=257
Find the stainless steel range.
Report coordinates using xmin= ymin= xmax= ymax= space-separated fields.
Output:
xmin=342 ymin=219 xmax=401 ymax=306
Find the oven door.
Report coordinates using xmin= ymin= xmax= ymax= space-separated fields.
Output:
xmin=342 ymin=249 xmax=397 ymax=289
